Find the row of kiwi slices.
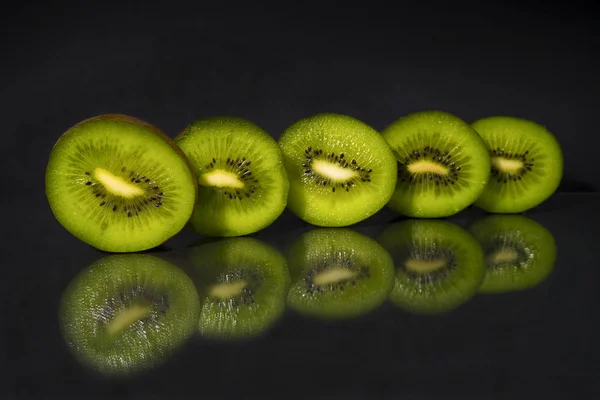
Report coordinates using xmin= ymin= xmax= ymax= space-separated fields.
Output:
xmin=45 ymin=111 xmax=563 ymax=253
xmin=60 ymin=215 xmax=556 ymax=375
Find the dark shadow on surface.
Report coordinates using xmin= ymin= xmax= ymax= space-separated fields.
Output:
xmin=558 ymin=179 xmax=596 ymax=192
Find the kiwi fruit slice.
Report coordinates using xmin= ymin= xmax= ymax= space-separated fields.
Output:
xmin=468 ymin=215 xmax=557 ymax=293
xmin=59 ymin=254 xmax=200 ymax=375
xmin=278 ymin=113 xmax=397 ymax=227
xmin=378 ymin=219 xmax=485 ymax=314
xmin=381 ymin=110 xmax=490 ymax=218
xmin=175 ymin=117 xmax=288 ymax=237
xmin=471 ymin=116 xmax=563 ymax=213
xmin=45 ymin=114 xmax=197 ymax=252
xmin=286 ymin=228 xmax=394 ymax=319
xmin=189 ymin=238 xmax=289 ymax=340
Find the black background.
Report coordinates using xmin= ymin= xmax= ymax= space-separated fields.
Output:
xmin=2 ymin=1 xmax=599 ymax=398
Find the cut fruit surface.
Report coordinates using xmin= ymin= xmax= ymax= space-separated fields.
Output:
xmin=59 ymin=254 xmax=200 ymax=375
xmin=189 ymin=238 xmax=289 ymax=340
xmin=378 ymin=219 xmax=485 ymax=314
xmin=286 ymin=228 xmax=394 ymax=319
xmin=471 ymin=116 xmax=563 ymax=213
xmin=175 ymin=117 xmax=288 ymax=237
xmin=45 ymin=114 xmax=197 ymax=252
xmin=278 ymin=113 xmax=397 ymax=227
xmin=381 ymin=110 xmax=490 ymax=218
xmin=468 ymin=215 xmax=556 ymax=293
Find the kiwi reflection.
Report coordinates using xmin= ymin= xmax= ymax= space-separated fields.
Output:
xmin=59 ymin=254 xmax=200 ymax=376
xmin=378 ymin=220 xmax=486 ymax=314
xmin=189 ymin=237 xmax=289 ymax=340
xmin=468 ymin=215 xmax=556 ymax=293
xmin=286 ymin=228 xmax=395 ymax=319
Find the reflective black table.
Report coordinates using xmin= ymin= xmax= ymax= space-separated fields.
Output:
xmin=6 ymin=193 xmax=599 ymax=398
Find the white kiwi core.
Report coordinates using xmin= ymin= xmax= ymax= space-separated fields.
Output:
xmin=209 ymin=281 xmax=247 ymax=299
xmin=311 ymin=159 xmax=358 ymax=181
xmin=313 ymin=267 xmax=357 ymax=285
xmin=94 ymin=167 xmax=144 ymax=198
xmin=407 ymin=161 xmax=449 ymax=175
xmin=404 ymin=258 xmax=447 ymax=273
xmin=199 ymin=170 xmax=244 ymax=189
xmin=487 ymin=248 xmax=520 ymax=265
xmin=491 ymin=157 xmax=523 ymax=173
xmin=106 ymin=304 xmax=152 ymax=335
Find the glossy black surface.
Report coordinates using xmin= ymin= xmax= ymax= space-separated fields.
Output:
xmin=6 ymin=193 xmax=599 ymax=398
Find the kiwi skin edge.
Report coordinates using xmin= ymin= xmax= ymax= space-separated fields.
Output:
xmin=381 ymin=110 xmax=491 ymax=218
xmin=471 ymin=116 xmax=563 ymax=214
xmin=48 ymin=114 xmax=199 ymax=251
xmin=174 ymin=117 xmax=289 ymax=237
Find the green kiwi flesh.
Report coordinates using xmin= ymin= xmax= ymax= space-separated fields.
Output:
xmin=189 ymin=238 xmax=289 ymax=339
xmin=471 ymin=116 xmax=563 ymax=213
xmin=468 ymin=215 xmax=556 ymax=293
xmin=287 ymin=228 xmax=394 ymax=319
xmin=278 ymin=113 xmax=397 ymax=227
xmin=378 ymin=219 xmax=485 ymax=314
xmin=381 ymin=110 xmax=490 ymax=218
xmin=45 ymin=114 xmax=197 ymax=252
xmin=175 ymin=117 xmax=288 ymax=237
xmin=59 ymin=254 xmax=200 ymax=375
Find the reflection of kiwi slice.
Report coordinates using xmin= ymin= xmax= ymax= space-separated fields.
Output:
xmin=471 ymin=116 xmax=563 ymax=213
xmin=378 ymin=220 xmax=485 ymax=314
xmin=190 ymin=238 xmax=289 ymax=340
xmin=381 ymin=110 xmax=490 ymax=218
xmin=59 ymin=254 xmax=199 ymax=375
xmin=286 ymin=229 xmax=394 ymax=319
xmin=468 ymin=215 xmax=557 ymax=293
xmin=175 ymin=117 xmax=288 ymax=237
xmin=46 ymin=114 xmax=197 ymax=252
xmin=278 ymin=113 xmax=397 ymax=227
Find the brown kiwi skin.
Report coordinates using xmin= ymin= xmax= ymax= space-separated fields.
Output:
xmin=54 ymin=114 xmax=198 ymax=248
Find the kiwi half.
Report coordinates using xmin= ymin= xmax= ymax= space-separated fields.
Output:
xmin=189 ymin=238 xmax=289 ymax=340
xmin=59 ymin=254 xmax=200 ymax=375
xmin=468 ymin=215 xmax=557 ymax=293
xmin=46 ymin=114 xmax=197 ymax=252
xmin=471 ymin=116 xmax=563 ymax=213
xmin=278 ymin=113 xmax=397 ymax=227
xmin=378 ymin=219 xmax=485 ymax=314
xmin=381 ymin=110 xmax=490 ymax=218
xmin=175 ymin=117 xmax=288 ymax=237
xmin=286 ymin=228 xmax=394 ymax=319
